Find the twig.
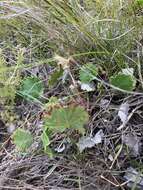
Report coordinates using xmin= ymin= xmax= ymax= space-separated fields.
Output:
xmin=101 ymin=175 xmax=130 ymax=187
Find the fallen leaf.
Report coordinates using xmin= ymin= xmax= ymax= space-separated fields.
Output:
xmin=54 ymin=55 xmax=74 ymax=70
xmin=7 ymin=123 xmax=15 ymax=134
xmin=80 ymin=82 xmax=95 ymax=92
xmin=124 ymin=167 xmax=143 ymax=189
xmin=108 ymin=154 xmax=114 ymax=161
xmin=62 ymin=69 xmax=70 ymax=83
xmin=122 ymin=68 xmax=134 ymax=76
xmin=77 ymin=129 xmax=104 ymax=152
xmin=118 ymin=102 xmax=129 ymax=124
xmin=122 ymin=134 xmax=141 ymax=156
xmin=100 ymin=99 xmax=110 ymax=109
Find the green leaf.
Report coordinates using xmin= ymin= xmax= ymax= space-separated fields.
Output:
xmin=41 ymin=131 xmax=53 ymax=157
xmin=79 ymin=63 xmax=98 ymax=83
xmin=12 ymin=128 xmax=33 ymax=152
xmin=48 ymin=68 xmax=63 ymax=87
xmin=41 ymin=131 xmax=50 ymax=152
xmin=44 ymin=106 xmax=89 ymax=134
xmin=110 ymin=74 xmax=136 ymax=91
xmin=19 ymin=77 xmax=44 ymax=101
xmin=136 ymin=0 xmax=143 ymax=5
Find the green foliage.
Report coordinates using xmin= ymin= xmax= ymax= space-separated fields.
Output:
xmin=136 ymin=0 xmax=143 ymax=5
xmin=44 ymin=106 xmax=89 ymax=134
xmin=19 ymin=77 xmax=44 ymax=101
xmin=41 ymin=130 xmax=53 ymax=157
xmin=41 ymin=105 xmax=89 ymax=153
xmin=110 ymin=74 xmax=136 ymax=91
xmin=41 ymin=131 xmax=50 ymax=152
xmin=0 ymin=49 xmax=22 ymax=103
xmin=0 ymin=49 xmax=24 ymax=125
xmin=48 ymin=68 xmax=63 ymax=87
xmin=12 ymin=128 xmax=33 ymax=152
xmin=79 ymin=63 xmax=98 ymax=83
xmin=1 ymin=0 xmax=142 ymax=160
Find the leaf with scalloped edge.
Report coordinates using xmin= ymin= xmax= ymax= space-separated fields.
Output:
xmin=12 ymin=128 xmax=33 ymax=152
xmin=44 ymin=106 xmax=89 ymax=134
xmin=79 ymin=63 xmax=98 ymax=83
xmin=110 ymin=74 xmax=136 ymax=91
xmin=19 ymin=77 xmax=44 ymax=101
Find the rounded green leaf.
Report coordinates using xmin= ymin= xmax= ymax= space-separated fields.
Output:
xmin=19 ymin=77 xmax=44 ymax=101
xmin=110 ymin=74 xmax=136 ymax=91
xmin=44 ymin=106 xmax=89 ymax=134
xmin=12 ymin=128 xmax=33 ymax=152
xmin=79 ymin=63 xmax=98 ymax=83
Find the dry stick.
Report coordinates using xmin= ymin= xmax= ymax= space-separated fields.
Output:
xmin=44 ymin=162 xmax=59 ymax=180
xmin=101 ymin=175 xmax=130 ymax=188
xmin=0 ymin=186 xmax=40 ymax=190
xmin=112 ymin=175 xmax=125 ymax=190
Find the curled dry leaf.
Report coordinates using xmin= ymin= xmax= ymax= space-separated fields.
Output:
xmin=118 ymin=102 xmax=129 ymax=124
xmin=108 ymin=154 xmax=114 ymax=161
xmin=54 ymin=54 xmax=75 ymax=70
xmin=122 ymin=134 xmax=141 ymax=156
xmin=80 ymin=82 xmax=96 ymax=92
xmin=77 ymin=129 xmax=104 ymax=152
xmin=122 ymin=68 xmax=134 ymax=76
